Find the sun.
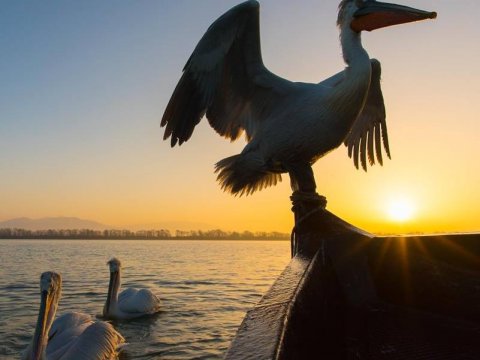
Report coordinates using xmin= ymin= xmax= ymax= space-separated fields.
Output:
xmin=387 ymin=197 xmax=415 ymax=222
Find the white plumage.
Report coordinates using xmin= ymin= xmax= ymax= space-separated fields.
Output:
xmin=161 ymin=0 xmax=436 ymax=196
xmin=103 ymin=258 xmax=161 ymax=320
xmin=23 ymin=272 xmax=125 ymax=360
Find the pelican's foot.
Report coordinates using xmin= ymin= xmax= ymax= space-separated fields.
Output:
xmin=290 ymin=191 xmax=327 ymax=257
xmin=290 ymin=191 xmax=327 ymax=230
xmin=290 ymin=191 xmax=327 ymax=212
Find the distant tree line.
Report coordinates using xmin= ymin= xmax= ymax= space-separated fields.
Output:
xmin=0 ymin=228 xmax=289 ymax=240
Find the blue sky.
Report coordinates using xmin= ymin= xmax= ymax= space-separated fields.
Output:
xmin=1 ymin=1 xmax=479 ymax=233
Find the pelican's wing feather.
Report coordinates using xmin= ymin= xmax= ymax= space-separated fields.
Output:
xmin=58 ymin=321 xmax=125 ymax=360
xmin=161 ymin=0 xmax=293 ymax=146
xmin=47 ymin=313 xmax=93 ymax=358
xmin=46 ymin=312 xmax=124 ymax=360
xmin=118 ymin=287 xmax=137 ymax=302
xmin=344 ymin=59 xmax=391 ymax=171
xmin=118 ymin=288 xmax=161 ymax=315
xmin=49 ymin=313 xmax=92 ymax=335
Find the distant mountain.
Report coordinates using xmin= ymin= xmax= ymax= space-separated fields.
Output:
xmin=0 ymin=217 xmax=110 ymax=230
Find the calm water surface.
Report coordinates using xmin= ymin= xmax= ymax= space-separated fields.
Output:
xmin=0 ymin=239 xmax=290 ymax=359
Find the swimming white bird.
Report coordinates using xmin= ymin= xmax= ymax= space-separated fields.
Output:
xmin=161 ymin=0 xmax=436 ymax=196
xmin=23 ymin=271 xmax=125 ymax=360
xmin=103 ymin=258 xmax=161 ymax=320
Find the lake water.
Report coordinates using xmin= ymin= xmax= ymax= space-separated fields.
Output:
xmin=0 ymin=239 xmax=290 ymax=359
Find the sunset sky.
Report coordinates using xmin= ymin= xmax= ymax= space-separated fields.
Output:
xmin=1 ymin=0 xmax=479 ymax=234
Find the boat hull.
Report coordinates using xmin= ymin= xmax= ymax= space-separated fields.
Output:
xmin=225 ymin=209 xmax=480 ymax=359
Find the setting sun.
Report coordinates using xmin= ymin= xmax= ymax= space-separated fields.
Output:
xmin=387 ymin=198 xmax=415 ymax=222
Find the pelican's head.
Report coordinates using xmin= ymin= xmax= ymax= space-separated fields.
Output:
xmin=28 ymin=272 xmax=62 ymax=360
xmin=104 ymin=258 xmax=121 ymax=317
xmin=107 ymin=257 xmax=122 ymax=273
xmin=338 ymin=0 xmax=436 ymax=32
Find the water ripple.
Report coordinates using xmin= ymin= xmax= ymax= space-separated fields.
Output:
xmin=0 ymin=239 xmax=289 ymax=359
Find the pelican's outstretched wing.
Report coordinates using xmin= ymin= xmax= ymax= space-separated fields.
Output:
xmin=344 ymin=59 xmax=391 ymax=171
xmin=161 ymin=0 xmax=292 ymax=146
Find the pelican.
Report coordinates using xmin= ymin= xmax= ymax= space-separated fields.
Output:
xmin=23 ymin=271 xmax=125 ymax=360
xmin=161 ymin=0 xmax=436 ymax=196
xmin=103 ymin=258 xmax=161 ymax=320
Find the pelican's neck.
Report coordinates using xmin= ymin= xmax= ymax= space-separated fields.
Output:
xmin=325 ymin=24 xmax=372 ymax=137
xmin=340 ymin=25 xmax=370 ymax=75
xmin=105 ymin=269 xmax=121 ymax=315
xmin=112 ymin=270 xmax=121 ymax=303
xmin=27 ymin=291 xmax=59 ymax=360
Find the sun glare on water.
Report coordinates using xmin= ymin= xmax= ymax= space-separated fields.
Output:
xmin=387 ymin=197 xmax=415 ymax=222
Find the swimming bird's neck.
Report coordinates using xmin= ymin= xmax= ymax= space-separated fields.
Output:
xmin=111 ymin=271 xmax=121 ymax=304
xmin=106 ymin=270 xmax=122 ymax=314
xmin=28 ymin=291 xmax=59 ymax=360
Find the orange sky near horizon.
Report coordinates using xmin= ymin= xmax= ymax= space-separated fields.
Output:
xmin=0 ymin=0 xmax=479 ymax=235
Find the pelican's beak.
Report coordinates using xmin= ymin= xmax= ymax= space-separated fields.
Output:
xmin=351 ymin=1 xmax=436 ymax=32
xmin=32 ymin=290 xmax=55 ymax=360
xmin=105 ymin=270 xmax=119 ymax=316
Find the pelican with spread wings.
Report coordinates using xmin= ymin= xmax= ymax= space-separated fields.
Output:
xmin=162 ymin=0 xmax=436 ymax=196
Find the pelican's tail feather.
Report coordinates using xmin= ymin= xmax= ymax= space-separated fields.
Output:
xmin=215 ymin=153 xmax=282 ymax=196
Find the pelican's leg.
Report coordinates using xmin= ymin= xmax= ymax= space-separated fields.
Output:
xmin=287 ymin=163 xmax=327 ymax=257
xmin=287 ymin=162 xmax=326 ymax=211
xmin=286 ymin=162 xmax=327 ymax=210
xmin=287 ymin=163 xmax=316 ymax=193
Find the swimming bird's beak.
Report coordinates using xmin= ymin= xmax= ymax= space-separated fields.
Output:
xmin=351 ymin=1 xmax=437 ymax=32
xmin=32 ymin=290 xmax=55 ymax=360
xmin=105 ymin=270 xmax=119 ymax=316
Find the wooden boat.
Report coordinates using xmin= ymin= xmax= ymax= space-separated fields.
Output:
xmin=225 ymin=197 xmax=480 ymax=359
